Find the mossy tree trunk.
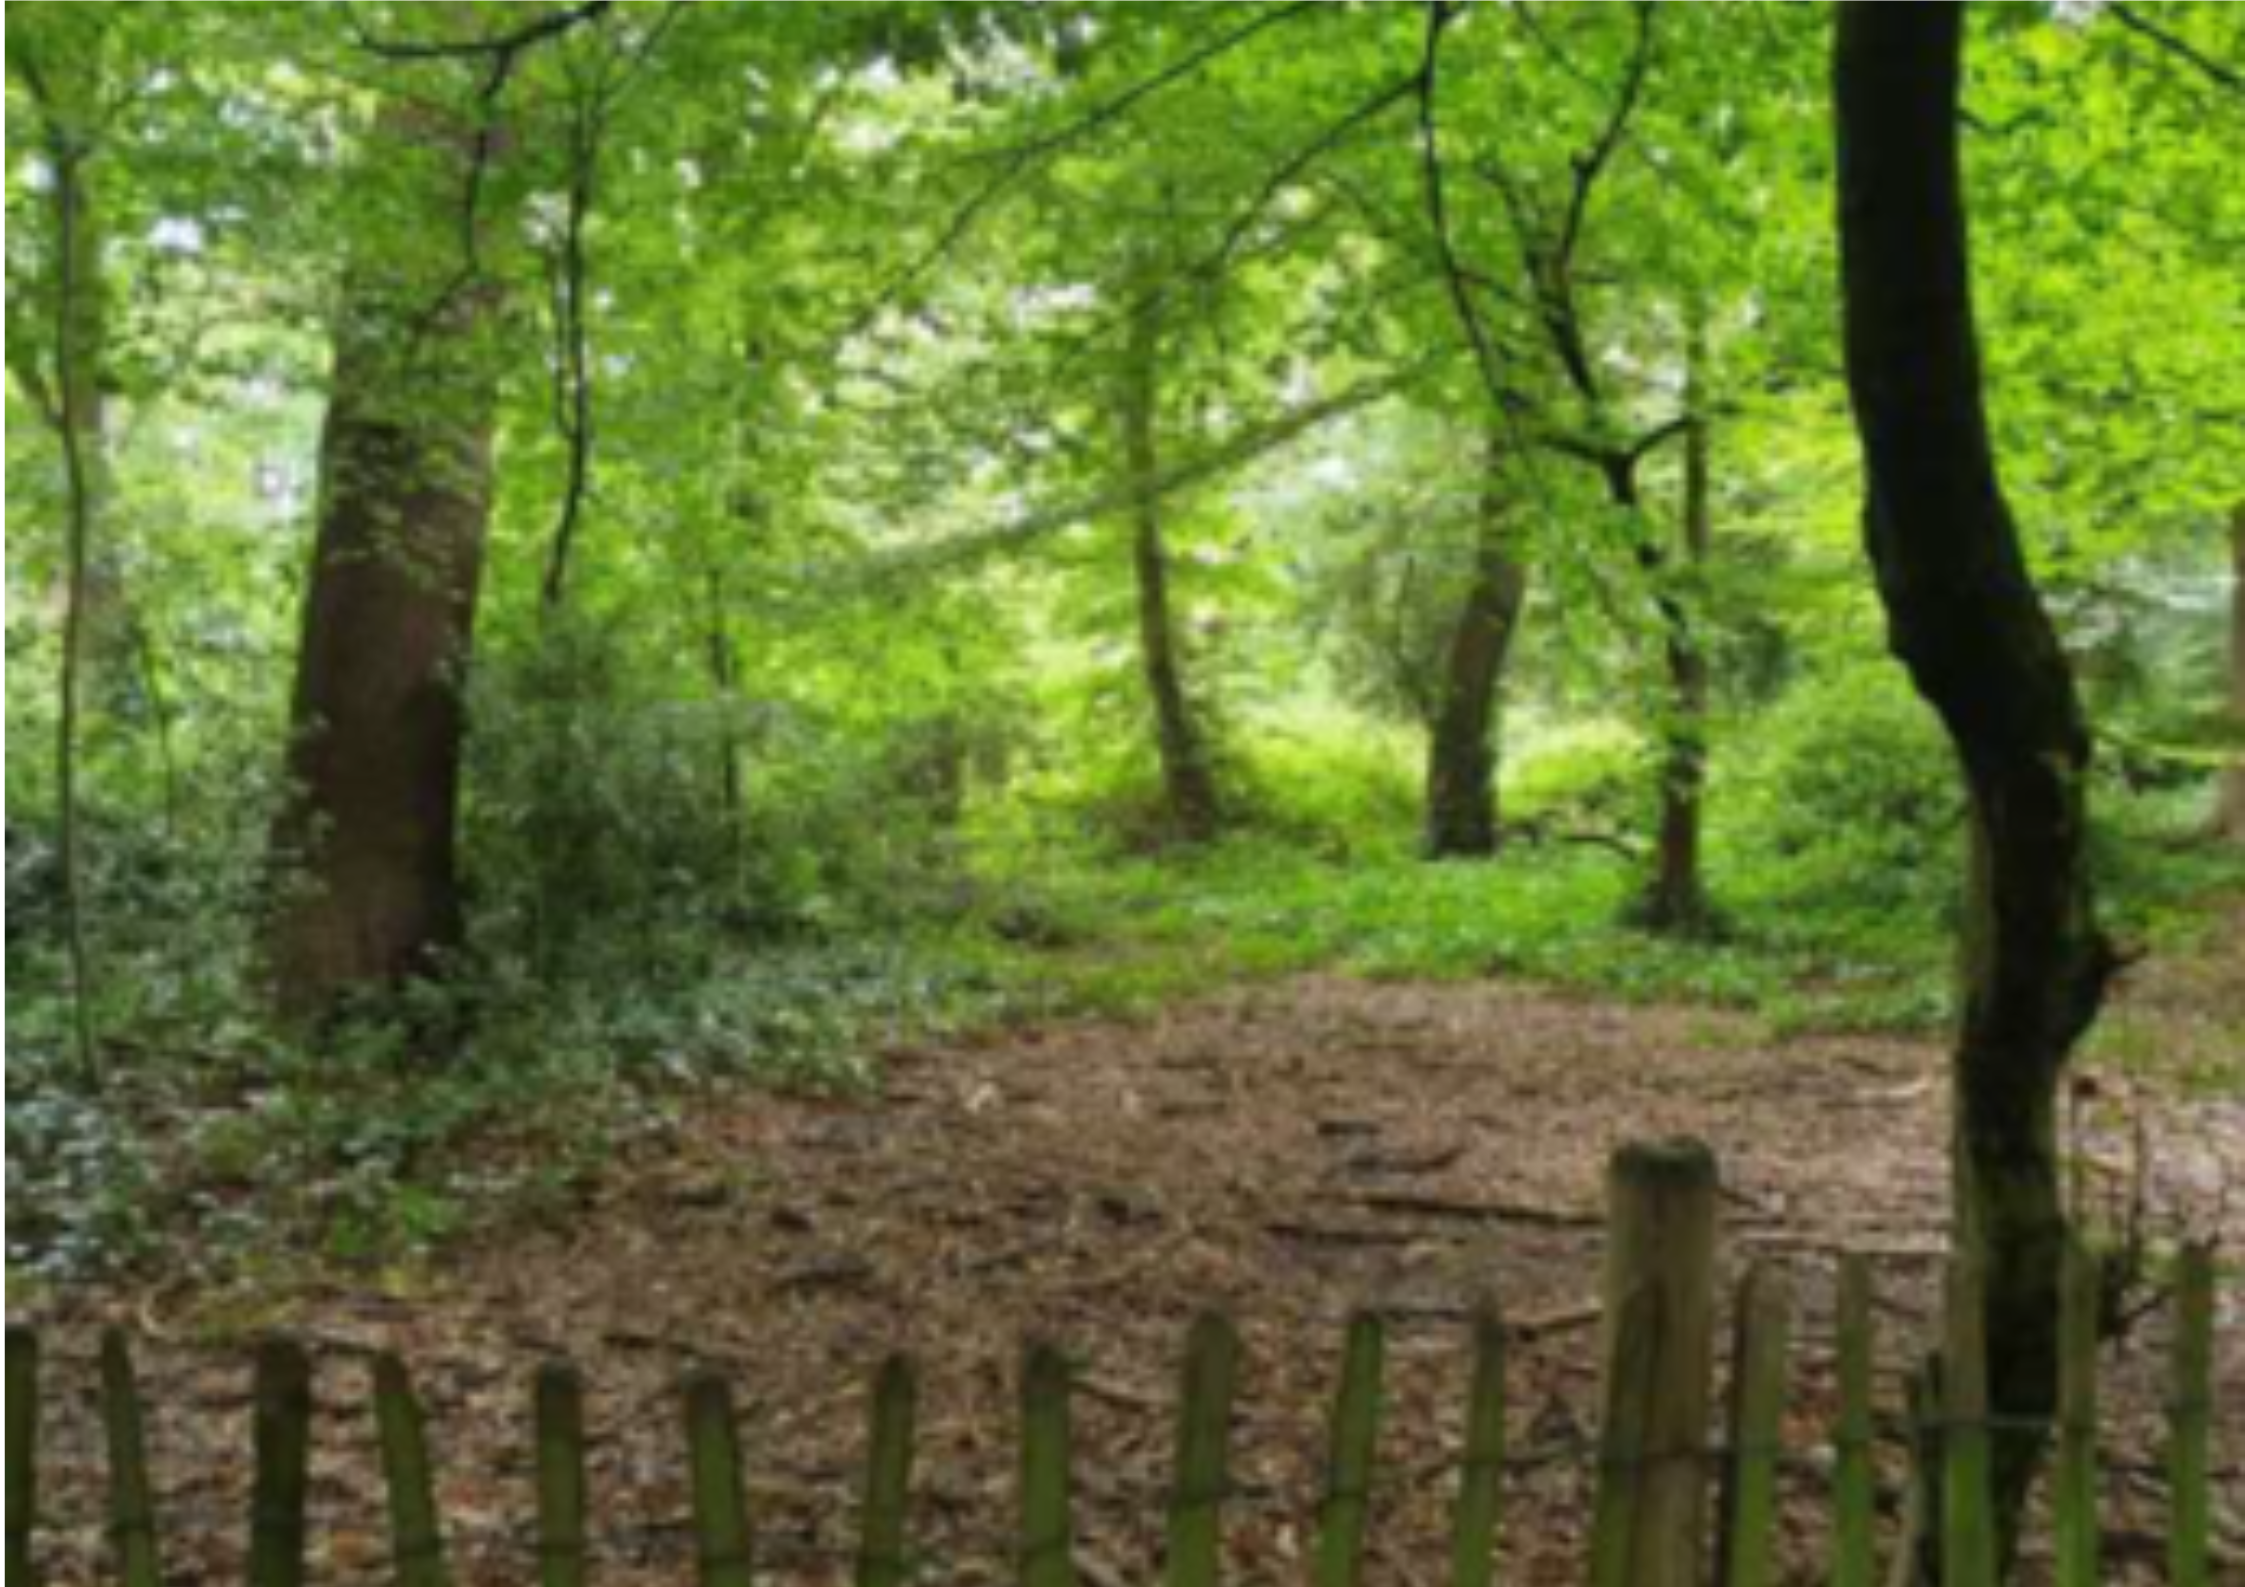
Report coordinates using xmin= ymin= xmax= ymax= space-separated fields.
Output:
xmin=1834 ymin=5 xmax=2116 ymax=1576
xmin=266 ymin=106 xmax=503 ymax=1020
xmin=1424 ymin=433 xmax=1529 ymax=860
xmin=1643 ymin=328 xmax=1714 ymax=932
xmin=2218 ymin=503 xmax=2245 ymax=842
xmin=1121 ymin=294 xmax=1222 ymax=845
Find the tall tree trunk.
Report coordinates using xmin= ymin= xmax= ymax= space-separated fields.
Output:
xmin=1644 ymin=323 xmax=1714 ymax=931
xmin=11 ymin=17 xmax=140 ymax=688
xmin=1425 ymin=433 xmax=1529 ymax=859
xmin=2217 ymin=503 xmax=2245 ymax=842
xmin=1835 ymin=6 xmax=2116 ymax=1576
xmin=35 ymin=54 xmax=108 ymax=1084
xmin=265 ymin=111 xmax=502 ymax=1020
xmin=1121 ymin=298 xmax=1222 ymax=844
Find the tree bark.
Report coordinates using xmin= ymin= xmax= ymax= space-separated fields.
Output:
xmin=1834 ymin=5 xmax=2116 ymax=1576
xmin=10 ymin=16 xmax=142 ymax=696
xmin=2217 ymin=503 xmax=2245 ymax=842
xmin=1643 ymin=326 xmax=1714 ymax=933
xmin=265 ymin=109 xmax=502 ymax=1019
xmin=1424 ymin=433 xmax=1529 ymax=859
xmin=1121 ymin=297 xmax=1222 ymax=845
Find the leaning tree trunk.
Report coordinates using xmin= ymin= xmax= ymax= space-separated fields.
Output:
xmin=1120 ymin=297 xmax=1222 ymax=845
xmin=1425 ymin=433 xmax=1529 ymax=859
xmin=1834 ymin=5 xmax=2116 ymax=1577
xmin=1645 ymin=333 xmax=1714 ymax=931
xmin=2217 ymin=503 xmax=2245 ymax=842
xmin=266 ymin=110 xmax=502 ymax=1020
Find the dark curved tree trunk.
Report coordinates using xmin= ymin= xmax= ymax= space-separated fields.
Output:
xmin=1424 ymin=435 xmax=1529 ymax=859
xmin=1834 ymin=5 xmax=2115 ymax=1576
xmin=2218 ymin=503 xmax=2245 ymax=842
xmin=266 ymin=111 xmax=502 ymax=1020
xmin=1121 ymin=297 xmax=1222 ymax=845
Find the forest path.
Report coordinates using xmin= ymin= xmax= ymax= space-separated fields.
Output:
xmin=17 ymin=932 xmax=2243 ymax=1585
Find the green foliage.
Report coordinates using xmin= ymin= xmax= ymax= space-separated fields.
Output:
xmin=1505 ymin=721 xmax=1657 ymax=840
xmin=1726 ymin=662 xmax=1965 ymax=918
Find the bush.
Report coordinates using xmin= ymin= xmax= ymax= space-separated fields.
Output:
xmin=465 ymin=623 xmax=1012 ymax=967
xmin=1503 ymin=720 xmax=1655 ymax=838
xmin=1725 ymin=661 xmax=1964 ymax=918
xmin=1230 ymin=716 xmax=1421 ymax=856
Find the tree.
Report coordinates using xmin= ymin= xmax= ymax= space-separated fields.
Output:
xmin=1646 ymin=311 xmax=1715 ymax=929
xmin=8 ymin=6 xmax=116 ymax=1078
xmin=1420 ymin=2 xmax=1719 ymax=927
xmin=1119 ymin=270 xmax=1225 ymax=844
xmin=1423 ymin=430 xmax=1529 ymax=858
xmin=1833 ymin=4 xmax=2117 ymax=1572
xmin=264 ymin=98 xmax=507 ymax=1019
xmin=2220 ymin=503 xmax=2245 ymax=842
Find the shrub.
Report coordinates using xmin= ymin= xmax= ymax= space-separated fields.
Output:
xmin=1725 ymin=661 xmax=1965 ymax=918
xmin=1502 ymin=720 xmax=1655 ymax=839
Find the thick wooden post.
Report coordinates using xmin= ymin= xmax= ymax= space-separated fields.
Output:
xmin=1594 ymin=1140 xmax=1720 ymax=1587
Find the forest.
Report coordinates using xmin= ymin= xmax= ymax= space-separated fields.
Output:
xmin=4 ymin=3 xmax=2243 ymax=1584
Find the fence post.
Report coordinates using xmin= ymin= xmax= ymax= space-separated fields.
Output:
xmin=1941 ymin=1260 xmax=1996 ymax=1587
xmin=1717 ymin=1265 xmax=1790 ymax=1587
xmin=1592 ymin=1139 xmax=1720 ymax=1587
xmin=2053 ymin=1242 xmax=2100 ymax=1587
xmin=7 ymin=1329 xmax=38 ymax=1587
xmin=374 ymin=1355 xmax=450 ymax=1587
xmin=682 ymin=1371 xmax=754 ymax=1587
xmin=1446 ymin=1307 xmax=1507 ymax=1587
xmin=533 ymin=1364 xmax=590 ymax=1587
xmin=1313 ymin=1313 xmax=1388 ymax=1587
xmin=2169 ymin=1244 xmax=2215 ymax=1587
xmin=1164 ymin=1313 xmax=1240 ymax=1587
xmin=99 ymin=1330 xmax=164 ymax=1587
xmin=1831 ymin=1258 xmax=1877 ymax=1587
xmin=247 ymin=1338 xmax=314 ymax=1587
xmin=857 ymin=1355 xmax=919 ymax=1587
xmin=1019 ymin=1341 xmax=1077 ymax=1587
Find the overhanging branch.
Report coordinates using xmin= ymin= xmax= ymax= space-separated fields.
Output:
xmin=822 ymin=368 xmax=1427 ymax=589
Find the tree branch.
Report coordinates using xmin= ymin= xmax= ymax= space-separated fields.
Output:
xmin=846 ymin=2 xmax=1322 ymax=333
xmin=831 ymin=368 xmax=1425 ymax=587
xmin=2108 ymin=4 xmax=2245 ymax=100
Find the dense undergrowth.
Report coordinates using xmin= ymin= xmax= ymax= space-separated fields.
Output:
xmin=10 ymin=673 xmax=2242 ymax=1294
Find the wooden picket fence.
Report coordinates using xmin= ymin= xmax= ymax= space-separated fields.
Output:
xmin=3 ymin=1141 xmax=2230 ymax=1587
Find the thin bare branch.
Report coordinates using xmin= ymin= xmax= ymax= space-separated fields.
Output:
xmin=847 ymin=2 xmax=1323 ymax=335
xmin=2108 ymin=4 xmax=2245 ymax=100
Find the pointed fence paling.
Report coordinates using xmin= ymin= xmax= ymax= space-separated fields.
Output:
xmin=4 ymin=1159 xmax=2231 ymax=1587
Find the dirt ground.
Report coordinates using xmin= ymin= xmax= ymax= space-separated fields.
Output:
xmin=11 ymin=925 xmax=2243 ymax=1586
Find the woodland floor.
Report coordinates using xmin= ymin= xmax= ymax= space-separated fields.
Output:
xmin=11 ymin=908 xmax=2245 ymax=1586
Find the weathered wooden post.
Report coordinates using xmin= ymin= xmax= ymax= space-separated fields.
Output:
xmin=1591 ymin=1138 xmax=1720 ymax=1587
